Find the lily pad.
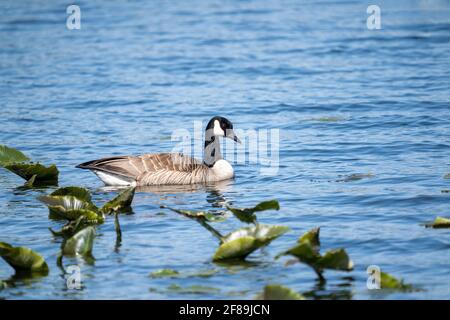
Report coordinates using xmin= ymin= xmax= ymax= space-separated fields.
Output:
xmin=62 ymin=226 xmax=96 ymax=256
xmin=101 ymin=187 xmax=135 ymax=214
xmin=149 ymin=269 xmax=180 ymax=278
xmin=298 ymin=227 xmax=320 ymax=252
xmin=51 ymin=186 xmax=92 ymax=202
xmin=0 ymin=145 xmax=30 ymax=166
xmin=165 ymin=207 xmax=226 ymax=222
xmin=4 ymin=163 xmax=59 ymax=185
xmin=317 ymin=248 xmax=353 ymax=271
xmin=227 ymin=200 xmax=280 ymax=224
xmin=277 ymin=228 xmax=353 ymax=277
xmin=49 ymin=216 xmax=90 ymax=238
xmin=39 ymin=195 xmax=103 ymax=223
xmin=167 ymin=284 xmax=220 ymax=294
xmin=423 ymin=216 xmax=450 ymax=228
xmin=444 ymin=173 xmax=450 ymax=179
xmin=256 ymin=284 xmax=304 ymax=300
xmin=213 ymin=225 xmax=289 ymax=261
xmin=22 ymin=174 xmax=37 ymax=188
xmin=0 ymin=242 xmax=48 ymax=274
xmin=380 ymin=272 xmax=414 ymax=291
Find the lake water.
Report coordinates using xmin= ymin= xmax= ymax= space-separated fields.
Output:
xmin=1 ymin=0 xmax=450 ymax=299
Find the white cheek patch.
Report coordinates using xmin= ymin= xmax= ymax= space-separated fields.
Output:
xmin=213 ymin=120 xmax=225 ymax=136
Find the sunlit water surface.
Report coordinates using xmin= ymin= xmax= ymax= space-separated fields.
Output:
xmin=1 ymin=0 xmax=450 ymax=299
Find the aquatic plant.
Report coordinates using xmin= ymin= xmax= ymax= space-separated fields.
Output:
xmin=164 ymin=200 xmax=288 ymax=262
xmin=40 ymin=186 xmax=135 ymax=236
xmin=227 ymin=200 xmax=280 ymax=224
xmin=276 ymin=228 xmax=353 ymax=280
xmin=101 ymin=187 xmax=135 ymax=215
xmin=213 ymin=225 xmax=289 ymax=261
xmin=255 ymin=284 xmax=304 ymax=300
xmin=62 ymin=226 xmax=96 ymax=257
xmin=0 ymin=145 xmax=59 ymax=186
xmin=423 ymin=216 xmax=450 ymax=229
xmin=0 ymin=242 xmax=49 ymax=274
xmin=378 ymin=271 xmax=414 ymax=291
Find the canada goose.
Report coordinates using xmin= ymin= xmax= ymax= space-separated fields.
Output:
xmin=76 ymin=116 xmax=241 ymax=186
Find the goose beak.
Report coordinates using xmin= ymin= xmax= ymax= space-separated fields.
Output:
xmin=227 ymin=130 xmax=241 ymax=144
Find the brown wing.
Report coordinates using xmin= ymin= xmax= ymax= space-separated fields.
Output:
xmin=76 ymin=153 xmax=203 ymax=180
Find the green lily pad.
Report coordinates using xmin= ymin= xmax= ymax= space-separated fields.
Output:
xmin=101 ymin=187 xmax=135 ymax=214
xmin=39 ymin=195 xmax=104 ymax=223
xmin=213 ymin=225 xmax=289 ymax=261
xmin=423 ymin=216 xmax=450 ymax=228
xmin=256 ymin=284 xmax=304 ymax=300
xmin=0 ymin=242 xmax=48 ymax=274
xmin=444 ymin=174 xmax=450 ymax=179
xmin=51 ymin=186 xmax=93 ymax=202
xmin=227 ymin=200 xmax=280 ymax=224
xmin=0 ymin=145 xmax=30 ymax=166
xmin=22 ymin=174 xmax=37 ymax=188
xmin=49 ymin=216 xmax=91 ymax=238
xmin=165 ymin=207 xmax=226 ymax=222
xmin=149 ymin=269 xmax=180 ymax=278
xmin=4 ymin=163 xmax=59 ymax=185
xmin=167 ymin=284 xmax=220 ymax=294
xmin=298 ymin=227 xmax=320 ymax=251
xmin=317 ymin=248 xmax=353 ymax=271
xmin=380 ymin=272 xmax=414 ymax=291
xmin=62 ymin=226 xmax=96 ymax=256
xmin=278 ymin=228 xmax=353 ymax=277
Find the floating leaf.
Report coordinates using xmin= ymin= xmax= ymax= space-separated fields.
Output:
xmin=256 ymin=284 xmax=304 ymax=300
xmin=62 ymin=226 xmax=96 ymax=256
xmin=0 ymin=145 xmax=30 ymax=166
xmin=444 ymin=174 xmax=450 ymax=179
xmin=51 ymin=186 xmax=92 ymax=202
xmin=165 ymin=207 xmax=225 ymax=222
xmin=167 ymin=284 xmax=220 ymax=294
xmin=39 ymin=195 xmax=103 ymax=223
xmin=213 ymin=225 xmax=289 ymax=261
xmin=277 ymin=228 xmax=353 ymax=278
xmin=149 ymin=269 xmax=180 ymax=278
xmin=298 ymin=227 xmax=320 ymax=252
xmin=0 ymin=242 xmax=48 ymax=274
xmin=423 ymin=216 xmax=450 ymax=228
xmin=317 ymin=248 xmax=353 ymax=271
xmin=227 ymin=200 xmax=280 ymax=224
xmin=380 ymin=272 xmax=414 ymax=291
xmin=101 ymin=187 xmax=135 ymax=214
xmin=49 ymin=216 xmax=90 ymax=239
xmin=4 ymin=163 xmax=58 ymax=185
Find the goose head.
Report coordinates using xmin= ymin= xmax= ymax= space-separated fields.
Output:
xmin=205 ymin=116 xmax=241 ymax=144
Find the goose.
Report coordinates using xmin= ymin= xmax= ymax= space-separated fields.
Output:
xmin=76 ymin=116 xmax=241 ymax=186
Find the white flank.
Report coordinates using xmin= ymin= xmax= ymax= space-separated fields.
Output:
xmin=94 ymin=171 xmax=134 ymax=186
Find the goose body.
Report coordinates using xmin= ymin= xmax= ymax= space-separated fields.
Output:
xmin=76 ymin=117 xmax=240 ymax=186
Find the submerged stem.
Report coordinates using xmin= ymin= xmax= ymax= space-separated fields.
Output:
xmin=114 ymin=212 xmax=122 ymax=248
xmin=196 ymin=219 xmax=224 ymax=243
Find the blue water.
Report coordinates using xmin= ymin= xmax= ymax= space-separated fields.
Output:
xmin=1 ymin=0 xmax=450 ymax=299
